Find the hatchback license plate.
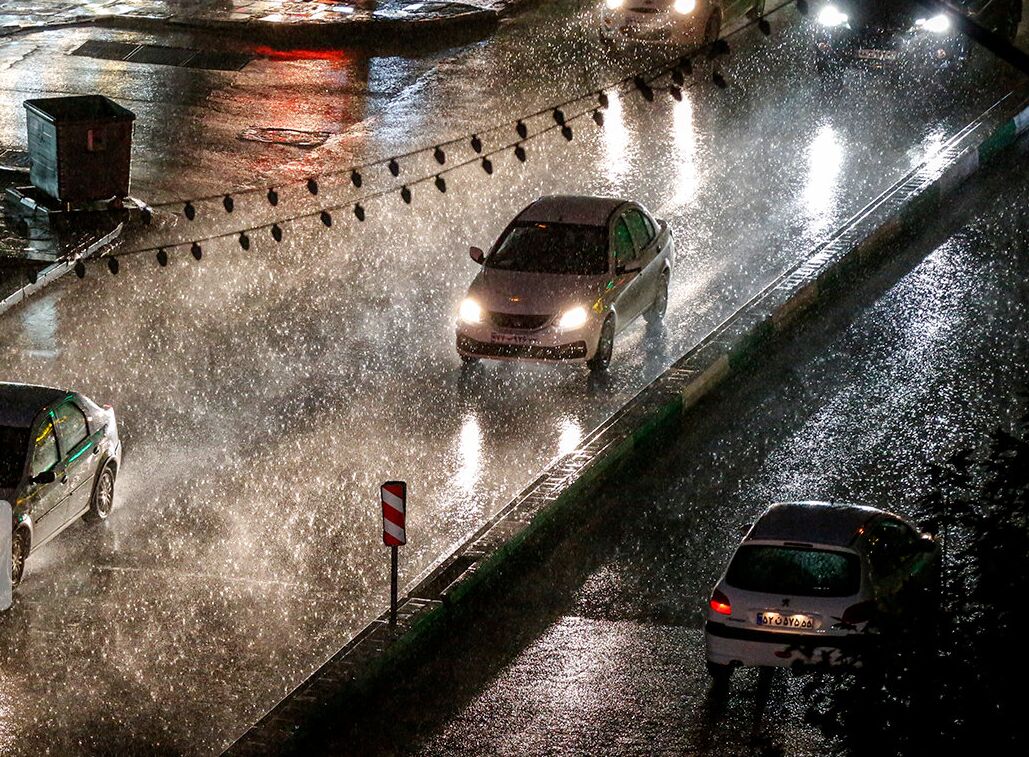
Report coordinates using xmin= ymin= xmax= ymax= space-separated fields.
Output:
xmin=756 ymin=612 xmax=816 ymax=629
xmin=857 ymin=48 xmax=898 ymax=61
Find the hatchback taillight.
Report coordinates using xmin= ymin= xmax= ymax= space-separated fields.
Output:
xmin=841 ymin=600 xmax=876 ymax=625
xmin=709 ymin=589 xmax=732 ymax=616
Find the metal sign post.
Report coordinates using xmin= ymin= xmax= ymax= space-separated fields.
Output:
xmin=2 ymin=500 xmax=12 ymax=612
xmin=381 ymin=481 xmax=407 ymax=627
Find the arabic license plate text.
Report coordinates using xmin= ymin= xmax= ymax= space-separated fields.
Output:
xmin=756 ymin=612 xmax=815 ymax=629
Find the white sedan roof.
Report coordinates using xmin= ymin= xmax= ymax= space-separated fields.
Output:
xmin=515 ymin=195 xmax=627 ymax=226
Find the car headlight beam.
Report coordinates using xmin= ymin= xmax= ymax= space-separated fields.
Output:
xmin=459 ymin=298 xmax=482 ymax=324
xmin=817 ymin=4 xmax=849 ymax=27
xmin=916 ymin=14 xmax=951 ymax=34
xmin=673 ymin=0 xmax=696 ymax=14
xmin=557 ymin=306 xmax=589 ymax=331
xmin=605 ymin=0 xmax=624 ymax=10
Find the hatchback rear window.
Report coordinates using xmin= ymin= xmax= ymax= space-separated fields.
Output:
xmin=725 ymin=545 xmax=861 ymax=597
xmin=0 ymin=425 xmax=29 ymax=489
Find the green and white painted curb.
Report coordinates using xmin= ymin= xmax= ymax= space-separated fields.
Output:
xmin=225 ymin=84 xmax=1029 ymax=755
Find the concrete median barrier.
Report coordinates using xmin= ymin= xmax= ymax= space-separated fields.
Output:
xmin=224 ymin=83 xmax=1029 ymax=755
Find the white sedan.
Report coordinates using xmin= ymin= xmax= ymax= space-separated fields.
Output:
xmin=456 ymin=195 xmax=675 ymax=373
xmin=705 ymin=501 xmax=938 ymax=681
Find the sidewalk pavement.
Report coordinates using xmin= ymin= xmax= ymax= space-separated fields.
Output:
xmin=0 ymin=0 xmax=526 ymax=40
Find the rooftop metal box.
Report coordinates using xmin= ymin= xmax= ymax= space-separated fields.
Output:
xmin=24 ymin=95 xmax=135 ymax=205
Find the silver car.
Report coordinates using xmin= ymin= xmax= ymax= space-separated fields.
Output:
xmin=1 ymin=382 xmax=122 ymax=587
xmin=456 ymin=195 xmax=675 ymax=373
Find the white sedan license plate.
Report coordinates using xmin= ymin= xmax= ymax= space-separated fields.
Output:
xmin=857 ymin=48 xmax=898 ymax=61
xmin=491 ymin=332 xmax=538 ymax=345
xmin=756 ymin=612 xmax=816 ymax=629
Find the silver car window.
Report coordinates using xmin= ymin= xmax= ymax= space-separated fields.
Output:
xmin=53 ymin=401 xmax=89 ymax=454
xmin=624 ymin=209 xmax=653 ymax=251
xmin=30 ymin=420 xmax=59 ymax=477
xmin=613 ymin=218 xmax=636 ymax=263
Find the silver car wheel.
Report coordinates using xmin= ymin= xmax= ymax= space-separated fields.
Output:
xmin=11 ymin=530 xmax=28 ymax=587
xmin=87 ymin=465 xmax=116 ymax=522
xmin=588 ymin=316 xmax=615 ymax=373
xmin=645 ymin=275 xmax=669 ymax=326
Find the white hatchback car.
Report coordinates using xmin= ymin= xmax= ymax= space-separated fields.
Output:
xmin=705 ymin=501 xmax=938 ymax=680
xmin=456 ymin=195 xmax=674 ymax=373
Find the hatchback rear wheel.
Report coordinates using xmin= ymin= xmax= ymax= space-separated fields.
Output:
xmin=706 ymin=660 xmax=733 ymax=684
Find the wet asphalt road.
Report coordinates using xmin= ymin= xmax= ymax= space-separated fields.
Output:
xmin=334 ymin=136 xmax=1029 ymax=757
xmin=0 ymin=1 xmax=1026 ymax=753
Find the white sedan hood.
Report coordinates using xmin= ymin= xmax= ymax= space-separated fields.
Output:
xmin=467 ymin=267 xmax=609 ymax=316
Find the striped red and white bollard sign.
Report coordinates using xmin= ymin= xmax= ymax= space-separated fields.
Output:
xmin=381 ymin=481 xmax=407 ymax=547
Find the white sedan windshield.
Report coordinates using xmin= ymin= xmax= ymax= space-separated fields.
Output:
xmin=486 ymin=222 xmax=609 ymax=276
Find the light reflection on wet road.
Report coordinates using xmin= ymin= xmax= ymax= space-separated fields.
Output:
xmin=0 ymin=1 xmax=1025 ymax=752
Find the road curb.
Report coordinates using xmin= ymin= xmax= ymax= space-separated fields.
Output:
xmin=223 ymin=85 xmax=1029 ymax=755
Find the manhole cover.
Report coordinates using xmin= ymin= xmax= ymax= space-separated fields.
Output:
xmin=125 ymin=44 xmax=196 ymax=67
xmin=71 ymin=41 xmax=252 ymax=71
xmin=238 ymin=127 xmax=331 ymax=148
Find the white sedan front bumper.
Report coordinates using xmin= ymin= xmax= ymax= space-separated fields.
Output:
xmin=456 ymin=318 xmax=600 ymax=363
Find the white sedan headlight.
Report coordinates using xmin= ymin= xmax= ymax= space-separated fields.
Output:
xmin=673 ymin=0 xmax=696 ymax=14
xmin=817 ymin=4 xmax=849 ymax=27
xmin=605 ymin=0 xmax=624 ymax=10
xmin=916 ymin=14 xmax=951 ymax=33
xmin=459 ymin=298 xmax=482 ymax=324
xmin=557 ymin=306 xmax=589 ymax=331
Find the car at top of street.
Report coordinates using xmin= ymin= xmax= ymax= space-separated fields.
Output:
xmin=813 ymin=0 xmax=1023 ymax=75
xmin=704 ymin=501 xmax=938 ymax=680
xmin=1 ymin=382 xmax=121 ymax=587
xmin=456 ymin=195 xmax=675 ymax=373
xmin=599 ymin=0 xmax=766 ymax=47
